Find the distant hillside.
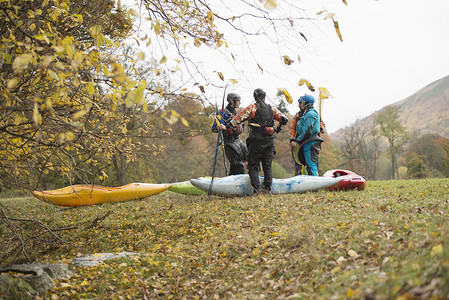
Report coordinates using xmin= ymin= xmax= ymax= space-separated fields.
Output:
xmin=331 ymin=75 xmax=449 ymax=142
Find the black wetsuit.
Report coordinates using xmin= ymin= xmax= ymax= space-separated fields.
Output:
xmin=221 ymin=104 xmax=248 ymax=175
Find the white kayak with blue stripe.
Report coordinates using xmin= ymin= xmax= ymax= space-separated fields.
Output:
xmin=190 ymin=174 xmax=342 ymax=196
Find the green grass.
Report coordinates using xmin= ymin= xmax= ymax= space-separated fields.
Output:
xmin=1 ymin=178 xmax=448 ymax=299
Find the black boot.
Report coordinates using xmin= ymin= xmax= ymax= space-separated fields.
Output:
xmin=262 ymin=185 xmax=271 ymax=194
xmin=252 ymin=186 xmax=261 ymax=195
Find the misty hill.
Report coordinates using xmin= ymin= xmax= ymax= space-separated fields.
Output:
xmin=331 ymin=74 xmax=449 ymax=142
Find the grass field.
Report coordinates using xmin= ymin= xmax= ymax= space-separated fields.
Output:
xmin=1 ymin=178 xmax=448 ymax=299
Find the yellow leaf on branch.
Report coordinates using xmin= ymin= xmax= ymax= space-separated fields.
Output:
xmin=33 ymin=102 xmax=41 ymax=126
xmin=65 ymin=131 xmax=76 ymax=141
xmin=12 ymin=54 xmax=33 ymax=73
xmin=137 ymin=52 xmax=145 ymax=60
xmin=181 ymin=117 xmax=189 ymax=127
xmin=153 ymin=21 xmax=161 ymax=35
xmin=207 ymin=11 xmax=215 ymax=24
xmin=7 ymin=78 xmax=19 ymax=89
xmin=194 ymin=38 xmax=201 ymax=47
xmin=71 ymin=51 xmax=84 ymax=69
xmin=72 ymin=110 xmax=87 ymax=121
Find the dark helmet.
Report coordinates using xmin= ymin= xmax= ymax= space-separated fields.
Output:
xmin=299 ymin=94 xmax=315 ymax=105
xmin=253 ymin=88 xmax=266 ymax=100
xmin=227 ymin=93 xmax=241 ymax=103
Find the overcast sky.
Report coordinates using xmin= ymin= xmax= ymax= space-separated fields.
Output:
xmin=135 ymin=0 xmax=449 ymax=134
xmin=304 ymin=0 xmax=449 ymax=133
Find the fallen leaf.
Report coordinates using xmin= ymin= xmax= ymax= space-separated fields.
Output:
xmin=431 ymin=244 xmax=443 ymax=257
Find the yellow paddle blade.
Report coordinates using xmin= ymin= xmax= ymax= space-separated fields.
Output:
xmin=291 ymin=144 xmax=301 ymax=165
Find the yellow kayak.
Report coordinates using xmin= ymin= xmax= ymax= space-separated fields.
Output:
xmin=32 ymin=183 xmax=172 ymax=207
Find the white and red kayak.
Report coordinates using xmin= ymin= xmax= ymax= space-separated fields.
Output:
xmin=190 ymin=174 xmax=342 ymax=196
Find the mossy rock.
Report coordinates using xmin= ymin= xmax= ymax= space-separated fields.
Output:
xmin=0 ymin=274 xmax=36 ymax=299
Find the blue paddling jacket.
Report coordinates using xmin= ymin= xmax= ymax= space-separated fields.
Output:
xmin=295 ymin=108 xmax=321 ymax=143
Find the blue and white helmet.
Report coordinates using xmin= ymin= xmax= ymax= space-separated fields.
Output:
xmin=299 ymin=94 xmax=315 ymax=105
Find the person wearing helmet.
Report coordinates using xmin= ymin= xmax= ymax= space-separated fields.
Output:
xmin=212 ymin=93 xmax=249 ymax=175
xmin=290 ymin=94 xmax=324 ymax=176
xmin=289 ymin=97 xmax=307 ymax=175
xmin=227 ymin=88 xmax=289 ymax=194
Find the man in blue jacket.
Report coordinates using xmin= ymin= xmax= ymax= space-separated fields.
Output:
xmin=290 ymin=94 xmax=323 ymax=176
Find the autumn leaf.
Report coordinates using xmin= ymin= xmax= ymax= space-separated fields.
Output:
xmin=71 ymin=51 xmax=84 ymax=69
xmin=12 ymin=54 xmax=33 ymax=73
xmin=7 ymin=78 xmax=20 ymax=89
xmin=347 ymin=288 xmax=355 ymax=299
xmin=125 ymin=81 xmax=146 ymax=107
xmin=431 ymin=244 xmax=443 ymax=257
xmin=277 ymin=88 xmax=293 ymax=104
xmin=110 ymin=63 xmax=126 ymax=83
xmin=33 ymin=102 xmax=40 ymax=126
xmin=206 ymin=11 xmax=215 ymax=24
xmin=181 ymin=117 xmax=189 ymax=127
xmin=333 ymin=19 xmax=343 ymax=41
xmin=229 ymin=79 xmax=238 ymax=84
xmin=160 ymin=56 xmax=167 ymax=64
xmin=65 ymin=131 xmax=76 ymax=141
xmin=217 ymin=72 xmax=224 ymax=81
xmin=263 ymin=0 xmax=277 ymax=10
xmin=137 ymin=52 xmax=145 ymax=60
xmin=162 ymin=110 xmax=180 ymax=125
xmin=87 ymin=83 xmax=95 ymax=96
xmin=47 ymin=70 xmax=60 ymax=81
xmin=298 ymin=79 xmax=315 ymax=92
xmin=53 ymin=45 xmax=65 ymax=53
xmin=153 ymin=21 xmax=161 ymax=35
xmin=282 ymin=55 xmax=294 ymax=65
xmin=194 ymin=38 xmax=201 ymax=47
xmin=72 ymin=110 xmax=87 ymax=121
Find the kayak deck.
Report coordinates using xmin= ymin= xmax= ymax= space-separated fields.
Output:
xmin=32 ymin=183 xmax=172 ymax=207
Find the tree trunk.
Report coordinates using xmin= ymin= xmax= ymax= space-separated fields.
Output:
xmin=391 ymin=146 xmax=396 ymax=180
xmin=113 ymin=147 xmax=127 ymax=186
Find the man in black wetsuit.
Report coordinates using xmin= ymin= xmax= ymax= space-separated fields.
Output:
xmin=227 ymin=88 xmax=288 ymax=194
xmin=213 ymin=93 xmax=249 ymax=175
